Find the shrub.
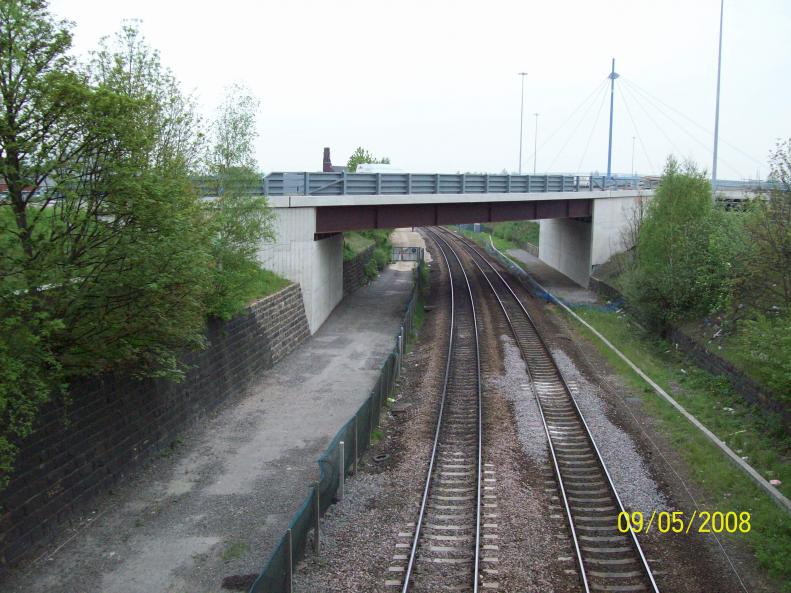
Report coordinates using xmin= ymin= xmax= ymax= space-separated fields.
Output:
xmin=623 ymin=157 xmax=743 ymax=329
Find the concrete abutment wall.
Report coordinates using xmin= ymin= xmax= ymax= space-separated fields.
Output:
xmin=539 ymin=194 xmax=648 ymax=287
xmin=257 ymin=207 xmax=342 ymax=333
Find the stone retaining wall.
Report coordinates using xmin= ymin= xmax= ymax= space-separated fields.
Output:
xmin=343 ymin=245 xmax=375 ymax=295
xmin=0 ymin=284 xmax=310 ymax=569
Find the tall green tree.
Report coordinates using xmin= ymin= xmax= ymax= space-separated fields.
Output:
xmin=623 ymin=157 xmax=742 ymax=328
xmin=0 ymin=2 xmax=210 ymax=486
xmin=202 ymin=84 xmax=276 ymax=319
xmin=346 ymin=146 xmax=390 ymax=172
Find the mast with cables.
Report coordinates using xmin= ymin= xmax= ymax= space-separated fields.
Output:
xmin=606 ymin=58 xmax=619 ymax=183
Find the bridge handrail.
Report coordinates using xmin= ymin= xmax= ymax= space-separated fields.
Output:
xmin=188 ymin=172 xmax=785 ymax=198
xmin=263 ymin=172 xmax=597 ymax=196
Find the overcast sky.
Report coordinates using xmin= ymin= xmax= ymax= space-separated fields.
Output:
xmin=51 ymin=0 xmax=790 ymax=179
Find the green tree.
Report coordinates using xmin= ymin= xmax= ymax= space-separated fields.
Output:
xmin=736 ymin=139 xmax=791 ymax=314
xmin=202 ymin=84 xmax=277 ymax=319
xmin=0 ymin=2 xmax=210 ymax=486
xmin=623 ymin=157 xmax=741 ymax=328
xmin=89 ymin=21 xmax=205 ymax=170
xmin=346 ymin=146 xmax=390 ymax=172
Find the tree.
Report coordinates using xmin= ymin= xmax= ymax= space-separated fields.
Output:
xmin=622 ymin=157 xmax=741 ymax=328
xmin=736 ymin=139 xmax=791 ymax=314
xmin=346 ymin=146 xmax=390 ymax=172
xmin=0 ymin=2 xmax=211 ymax=486
xmin=89 ymin=21 xmax=205 ymax=170
xmin=202 ymin=84 xmax=276 ymax=319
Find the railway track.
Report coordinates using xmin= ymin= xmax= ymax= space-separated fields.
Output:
xmin=434 ymin=227 xmax=660 ymax=593
xmin=392 ymin=229 xmax=483 ymax=592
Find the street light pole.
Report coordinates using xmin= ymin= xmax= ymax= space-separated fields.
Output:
xmin=518 ymin=72 xmax=527 ymax=174
xmin=533 ymin=113 xmax=539 ymax=174
xmin=712 ymin=0 xmax=725 ymax=192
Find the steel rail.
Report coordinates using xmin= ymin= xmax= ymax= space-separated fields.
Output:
xmin=400 ymin=229 xmax=482 ymax=593
xmin=438 ymin=226 xmax=660 ymax=593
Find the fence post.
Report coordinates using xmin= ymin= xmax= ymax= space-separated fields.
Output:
xmin=338 ymin=441 xmax=345 ymax=501
xmin=313 ymin=482 xmax=320 ymax=555
xmin=286 ymin=528 xmax=293 ymax=593
xmin=353 ymin=415 xmax=358 ymax=475
xmin=376 ymin=173 xmax=382 ymax=194
xmin=303 ymin=172 xmax=309 ymax=195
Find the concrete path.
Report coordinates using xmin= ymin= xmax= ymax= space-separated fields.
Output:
xmin=3 ymin=267 xmax=414 ymax=593
xmin=506 ymin=248 xmax=599 ymax=305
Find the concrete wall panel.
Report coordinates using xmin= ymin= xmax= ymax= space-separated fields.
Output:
xmin=538 ymin=218 xmax=592 ymax=287
xmin=590 ymin=195 xmax=649 ymax=266
xmin=258 ymin=207 xmax=343 ymax=332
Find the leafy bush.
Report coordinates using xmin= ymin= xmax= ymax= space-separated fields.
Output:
xmin=364 ymin=257 xmax=379 ymax=279
xmin=622 ymin=158 xmax=743 ymax=329
xmin=488 ymin=220 xmax=540 ymax=246
xmin=372 ymin=246 xmax=389 ymax=270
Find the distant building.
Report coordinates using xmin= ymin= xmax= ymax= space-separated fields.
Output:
xmin=322 ymin=147 xmax=348 ymax=173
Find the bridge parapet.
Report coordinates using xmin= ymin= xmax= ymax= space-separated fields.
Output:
xmin=264 ymin=172 xmax=593 ymax=196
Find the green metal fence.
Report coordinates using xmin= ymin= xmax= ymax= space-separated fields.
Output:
xmin=249 ymin=262 xmax=423 ymax=593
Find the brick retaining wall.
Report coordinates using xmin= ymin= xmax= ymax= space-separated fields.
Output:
xmin=0 ymin=283 xmax=310 ymax=569
xmin=588 ymin=276 xmax=788 ymax=423
xmin=343 ymin=245 xmax=375 ymax=295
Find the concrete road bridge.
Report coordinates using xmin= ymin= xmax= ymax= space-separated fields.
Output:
xmin=257 ymin=171 xmax=659 ymax=332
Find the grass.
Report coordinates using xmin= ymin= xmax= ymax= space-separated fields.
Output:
xmin=343 ymin=232 xmax=375 ymax=258
xmin=556 ymin=304 xmax=791 ymax=589
xmin=237 ymin=266 xmax=290 ymax=307
xmin=221 ymin=541 xmax=250 ymax=562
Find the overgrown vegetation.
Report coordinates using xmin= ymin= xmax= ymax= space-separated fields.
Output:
xmin=484 ymin=220 xmax=539 ymax=247
xmin=615 ymin=152 xmax=791 ymax=402
xmin=0 ymin=2 xmax=281 ymax=487
xmin=344 ymin=230 xmax=392 ymax=278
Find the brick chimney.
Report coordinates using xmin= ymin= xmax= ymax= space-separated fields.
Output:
xmin=323 ymin=147 xmax=333 ymax=172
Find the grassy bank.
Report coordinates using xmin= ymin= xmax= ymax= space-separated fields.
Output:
xmin=483 ymin=220 xmax=539 ymax=247
xmin=556 ymin=304 xmax=791 ymax=589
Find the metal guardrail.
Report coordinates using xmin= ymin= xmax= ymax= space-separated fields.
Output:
xmin=264 ymin=172 xmax=588 ymax=196
xmin=188 ymin=172 xmax=785 ymax=198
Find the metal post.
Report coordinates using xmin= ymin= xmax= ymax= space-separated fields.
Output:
xmin=286 ymin=528 xmax=293 ymax=593
xmin=606 ymin=58 xmax=619 ymax=184
xmin=435 ymin=173 xmax=440 ymax=194
xmin=712 ymin=0 xmax=724 ymax=193
xmin=518 ymin=72 xmax=527 ymax=174
xmin=313 ymin=482 xmax=321 ymax=556
xmin=353 ymin=415 xmax=358 ymax=475
xmin=533 ymin=112 xmax=539 ymax=174
xmin=376 ymin=173 xmax=381 ymax=194
xmin=406 ymin=173 xmax=411 ymax=194
xmin=303 ymin=172 xmax=309 ymax=195
xmin=341 ymin=170 xmax=346 ymax=195
xmin=313 ymin=482 xmax=320 ymax=555
xmin=338 ymin=441 xmax=345 ymax=501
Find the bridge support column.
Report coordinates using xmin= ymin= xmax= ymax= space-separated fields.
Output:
xmin=538 ymin=194 xmax=649 ymax=287
xmin=257 ymin=206 xmax=343 ymax=333
xmin=538 ymin=218 xmax=592 ymax=287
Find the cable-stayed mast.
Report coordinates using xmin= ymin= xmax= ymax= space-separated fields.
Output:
xmin=606 ymin=58 xmax=619 ymax=183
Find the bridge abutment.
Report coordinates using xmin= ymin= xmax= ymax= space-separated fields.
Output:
xmin=539 ymin=194 xmax=648 ymax=287
xmin=258 ymin=207 xmax=343 ymax=333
